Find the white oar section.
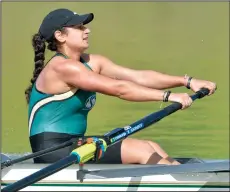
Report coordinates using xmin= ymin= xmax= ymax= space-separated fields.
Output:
xmin=28 ymin=88 xmax=77 ymax=134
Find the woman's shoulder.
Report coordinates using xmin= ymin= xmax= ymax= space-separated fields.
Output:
xmin=81 ymin=53 xmax=103 ymax=73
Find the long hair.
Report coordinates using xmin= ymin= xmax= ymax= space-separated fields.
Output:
xmin=24 ymin=33 xmax=59 ymax=104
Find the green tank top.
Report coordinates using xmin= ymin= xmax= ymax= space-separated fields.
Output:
xmin=28 ymin=53 xmax=96 ymax=136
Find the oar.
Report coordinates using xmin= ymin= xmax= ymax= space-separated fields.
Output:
xmin=2 ymin=88 xmax=210 ymax=192
xmin=1 ymin=135 xmax=104 ymax=169
xmin=2 ymin=137 xmax=108 ymax=192
xmin=1 ymin=138 xmax=79 ymax=169
xmin=104 ymin=88 xmax=210 ymax=145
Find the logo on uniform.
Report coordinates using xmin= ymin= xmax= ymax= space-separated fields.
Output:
xmin=83 ymin=95 xmax=96 ymax=110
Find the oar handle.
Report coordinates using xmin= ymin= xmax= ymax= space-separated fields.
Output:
xmin=192 ymin=87 xmax=210 ymax=99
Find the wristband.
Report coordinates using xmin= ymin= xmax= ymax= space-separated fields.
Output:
xmin=163 ymin=90 xmax=171 ymax=102
xmin=186 ymin=76 xmax=193 ymax=89
xmin=184 ymin=74 xmax=193 ymax=89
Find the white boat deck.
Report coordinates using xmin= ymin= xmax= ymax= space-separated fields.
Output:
xmin=1 ymin=153 xmax=229 ymax=191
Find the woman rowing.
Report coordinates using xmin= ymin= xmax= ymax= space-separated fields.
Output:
xmin=25 ymin=8 xmax=217 ymax=165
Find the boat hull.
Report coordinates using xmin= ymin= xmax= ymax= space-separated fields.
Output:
xmin=1 ymin=162 xmax=229 ymax=191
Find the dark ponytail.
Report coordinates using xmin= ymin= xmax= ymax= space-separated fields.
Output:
xmin=25 ymin=27 xmax=66 ymax=103
xmin=25 ymin=33 xmax=46 ymax=103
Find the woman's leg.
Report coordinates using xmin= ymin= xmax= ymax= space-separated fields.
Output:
xmin=120 ymin=138 xmax=176 ymax=165
xmin=146 ymin=141 xmax=180 ymax=165
xmin=91 ymin=138 xmax=180 ymax=165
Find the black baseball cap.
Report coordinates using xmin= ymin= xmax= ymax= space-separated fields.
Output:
xmin=39 ymin=8 xmax=94 ymax=41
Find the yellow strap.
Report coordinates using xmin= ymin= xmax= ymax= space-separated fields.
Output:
xmin=71 ymin=138 xmax=107 ymax=163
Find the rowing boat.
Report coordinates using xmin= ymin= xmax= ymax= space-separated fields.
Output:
xmin=1 ymin=153 xmax=229 ymax=191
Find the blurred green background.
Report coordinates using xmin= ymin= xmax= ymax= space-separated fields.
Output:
xmin=2 ymin=2 xmax=229 ymax=159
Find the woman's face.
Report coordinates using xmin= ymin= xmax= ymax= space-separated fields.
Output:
xmin=55 ymin=24 xmax=91 ymax=52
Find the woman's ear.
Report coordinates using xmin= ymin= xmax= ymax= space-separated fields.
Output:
xmin=54 ymin=30 xmax=66 ymax=43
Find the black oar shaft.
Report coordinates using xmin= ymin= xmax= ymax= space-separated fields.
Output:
xmin=109 ymin=88 xmax=210 ymax=143
xmin=126 ymin=93 xmax=200 ymax=134
xmin=1 ymin=138 xmax=76 ymax=169
xmin=2 ymin=154 xmax=78 ymax=192
xmin=130 ymin=88 xmax=209 ymax=130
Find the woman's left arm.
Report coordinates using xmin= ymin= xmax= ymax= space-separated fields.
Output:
xmin=92 ymin=54 xmax=217 ymax=94
xmin=94 ymin=54 xmax=186 ymax=90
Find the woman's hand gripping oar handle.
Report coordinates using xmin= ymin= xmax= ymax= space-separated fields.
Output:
xmin=193 ymin=87 xmax=210 ymax=99
xmin=169 ymin=87 xmax=210 ymax=111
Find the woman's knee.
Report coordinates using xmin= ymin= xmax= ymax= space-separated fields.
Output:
xmin=120 ymin=138 xmax=157 ymax=164
xmin=147 ymin=140 xmax=161 ymax=148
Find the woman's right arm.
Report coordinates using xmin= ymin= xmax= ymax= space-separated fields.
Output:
xmin=54 ymin=60 xmax=192 ymax=108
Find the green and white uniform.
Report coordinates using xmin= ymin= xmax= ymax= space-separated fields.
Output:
xmin=28 ymin=53 xmax=96 ymax=137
